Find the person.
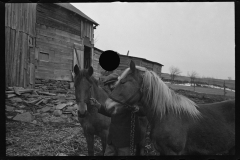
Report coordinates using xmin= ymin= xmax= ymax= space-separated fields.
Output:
xmin=90 ymin=72 xmax=144 ymax=156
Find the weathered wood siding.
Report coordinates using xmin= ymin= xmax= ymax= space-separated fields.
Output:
xmin=93 ymin=48 xmax=163 ymax=79
xmin=36 ymin=3 xmax=93 ymax=81
xmin=5 ymin=3 xmax=36 ymax=88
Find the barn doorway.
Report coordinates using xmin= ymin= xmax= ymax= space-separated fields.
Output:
xmin=84 ymin=46 xmax=91 ymax=69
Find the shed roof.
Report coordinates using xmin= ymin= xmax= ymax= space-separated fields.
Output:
xmin=55 ymin=3 xmax=99 ymax=26
xmin=94 ymin=47 xmax=163 ymax=67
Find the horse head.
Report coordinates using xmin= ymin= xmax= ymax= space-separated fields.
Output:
xmin=105 ymin=61 xmax=144 ymax=114
xmin=74 ymin=64 xmax=95 ymax=117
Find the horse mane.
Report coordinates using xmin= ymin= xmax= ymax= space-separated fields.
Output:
xmin=118 ymin=66 xmax=201 ymax=119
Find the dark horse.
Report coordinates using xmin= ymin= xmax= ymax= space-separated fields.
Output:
xmin=73 ymin=65 xmax=148 ymax=156
xmin=105 ymin=61 xmax=235 ymax=155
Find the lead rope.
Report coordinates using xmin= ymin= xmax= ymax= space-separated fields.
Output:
xmin=130 ymin=111 xmax=136 ymax=156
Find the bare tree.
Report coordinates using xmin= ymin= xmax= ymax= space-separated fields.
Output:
xmin=187 ymin=71 xmax=199 ymax=86
xmin=169 ymin=66 xmax=181 ymax=83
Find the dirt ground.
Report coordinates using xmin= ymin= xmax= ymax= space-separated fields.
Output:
xmin=6 ymin=88 xmax=234 ymax=156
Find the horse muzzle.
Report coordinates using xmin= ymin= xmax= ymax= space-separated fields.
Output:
xmin=77 ymin=102 xmax=88 ymax=118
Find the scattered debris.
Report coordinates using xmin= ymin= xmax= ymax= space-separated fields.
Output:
xmin=13 ymin=112 xmax=33 ymax=122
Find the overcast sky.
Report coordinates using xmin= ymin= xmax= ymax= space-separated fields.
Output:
xmin=71 ymin=2 xmax=235 ymax=80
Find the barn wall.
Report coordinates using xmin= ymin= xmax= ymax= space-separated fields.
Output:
xmin=5 ymin=3 xmax=36 ymax=88
xmin=93 ymin=48 xmax=163 ymax=79
xmin=35 ymin=3 xmax=94 ymax=81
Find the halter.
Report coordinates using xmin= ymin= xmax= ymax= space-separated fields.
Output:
xmin=78 ymin=81 xmax=98 ymax=118
xmin=109 ymin=76 xmax=144 ymax=111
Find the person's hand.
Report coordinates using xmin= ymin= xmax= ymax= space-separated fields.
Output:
xmin=131 ymin=105 xmax=139 ymax=113
xmin=89 ymin=98 xmax=101 ymax=109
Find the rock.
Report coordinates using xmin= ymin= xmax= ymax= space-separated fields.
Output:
xmin=41 ymin=113 xmax=50 ymax=117
xmin=10 ymin=97 xmax=22 ymax=103
xmin=49 ymin=116 xmax=65 ymax=123
xmin=6 ymin=106 xmax=15 ymax=112
xmin=19 ymin=105 xmax=26 ymax=109
xmin=66 ymin=101 xmax=74 ymax=106
xmin=64 ymin=106 xmax=76 ymax=112
xmin=53 ymin=110 xmax=62 ymax=117
xmin=56 ymin=153 xmax=67 ymax=156
xmin=31 ymin=120 xmax=37 ymax=124
xmin=55 ymin=103 xmax=67 ymax=110
xmin=7 ymin=116 xmax=13 ymax=119
xmin=42 ymin=117 xmax=49 ymax=123
xmin=33 ymin=113 xmax=40 ymax=116
xmin=41 ymin=106 xmax=51 ymax=113
xmin=15 ymin=110 xmax=25 ymax=114
xmin=61 ymin=114 xmax=68 ymax=119
xmin=13 ymin=112 xmax=33 ymax=122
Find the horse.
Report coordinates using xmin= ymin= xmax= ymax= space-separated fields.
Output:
xmin=105 ymin=60 xmax=235 ymax=155
xmin=73 ymin=64 xmax=148 ymax=156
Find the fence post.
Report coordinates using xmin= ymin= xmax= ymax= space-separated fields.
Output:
xmin=223 ymin=80 xmax=227 ymax=98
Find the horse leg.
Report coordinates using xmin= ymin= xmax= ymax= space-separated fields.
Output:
xmin=84 ymin=132 xmax=94 ymax=156
xmin=100 ymin=135 xmax=107 ymax=156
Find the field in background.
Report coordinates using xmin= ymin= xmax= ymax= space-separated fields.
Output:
xmin=161 ymin=73 xmax=235 ymax=90
xmin=167 ymin=83 xmax=235 ymax=98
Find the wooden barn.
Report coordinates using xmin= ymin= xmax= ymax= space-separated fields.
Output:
xmin=5 ymin=3 xmax=98 ymax=88
xmin=92 ymin=47 xmax=163 ymax=79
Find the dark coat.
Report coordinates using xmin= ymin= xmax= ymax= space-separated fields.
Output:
xmin=98 ymin=106 xmax=143 ymax=148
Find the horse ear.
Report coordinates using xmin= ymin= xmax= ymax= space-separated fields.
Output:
xmin=88 ymin=66 xmax=94 ymax=77
xmin=74 ymin=64 xmax=80 ymax=75
xmin=130 ymin=60 xmax=136 ymax=72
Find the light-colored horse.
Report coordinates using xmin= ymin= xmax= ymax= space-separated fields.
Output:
xmin=105 ymin=61 xmax=235 ymax=155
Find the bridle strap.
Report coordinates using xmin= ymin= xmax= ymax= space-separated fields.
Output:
xmin=109 ymin=86 xmax=142 ymax=109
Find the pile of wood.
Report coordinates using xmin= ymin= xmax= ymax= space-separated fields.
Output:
xmin=5 ymin=86 xmax=57 ymax=99
xmin=34 ymin=78 xmax=72 ymax=94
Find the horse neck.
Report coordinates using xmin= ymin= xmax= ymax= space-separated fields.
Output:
xmin=91 ymin=82 xmax=109 ymax=105
xmin=139 ymin=97 xmax=159 ymax=125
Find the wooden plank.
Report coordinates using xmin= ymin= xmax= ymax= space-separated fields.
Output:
xmin=37 ymin=66 xmax=54 ymax=74
xmin=35 ymin=71 xmax=55 ymax=80
xmin=36 ymin=34 xmax=74 ymax=49
xmin=12 ymin=30 xmax=19 ymax=86
xmin=37 ymin=15 xmax=81 ymax=36
xmin=36 ymin=42 xmax=72 ymax=55
xmin=76 ymin=49 xmax=84 ymax=69
xmin=16 ymin=32 xmax=23 ymax=86
xmin=29 ymin=63 xmax=35 ymax=85
xmin=37 ymin=7 xmax=81 ymax=32
xmin=19 ymin=3 xmax=23 ymax=32
xmin=20 ymin=33 xmax=27 ymax=87
xmin=36 ymin=37 xmax=73 ymax=52
xmin=9 ymin=29 xmax=16 ymax=86
xmin=54 ymin=73 xmax=72 ymax=81
xmin=29 ymin=47 xmax=35 ymax=63
xmin=5 ymin=27 xmax=10 ymax=87
xmin=54 ymin=69 xmax=71 ymax=76
xmin=54 ymin=51 xmax=72 ymax=60
xmin=36 ymin=27 xmax=82 ymax=45
xmin=37 ymin=3 xmax=81 ymax=27
xmin=7 ymin=4 xmax=12 ymax=28
xmin=36 ymin=23 xmax=82 ymax=42
xmin=51 ymin=56 xmax=72 ymax=64
xmin=5 ymin=4 xmax=9 ymax=27
xmin=32 ymin=4 xmax=36 ymax=36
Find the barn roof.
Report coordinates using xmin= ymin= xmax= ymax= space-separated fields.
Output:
xmin=55 ymin=3 xmax=99 ymax=26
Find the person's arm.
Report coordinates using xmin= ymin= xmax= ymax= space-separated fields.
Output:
xmin=89 ymin=98 xmax=111 ymax=117
xmin=98 ymin=104 xmax=112 ymax=117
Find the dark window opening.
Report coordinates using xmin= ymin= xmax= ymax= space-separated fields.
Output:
xmin=84 ymin=46 xmax=91 ymax=69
